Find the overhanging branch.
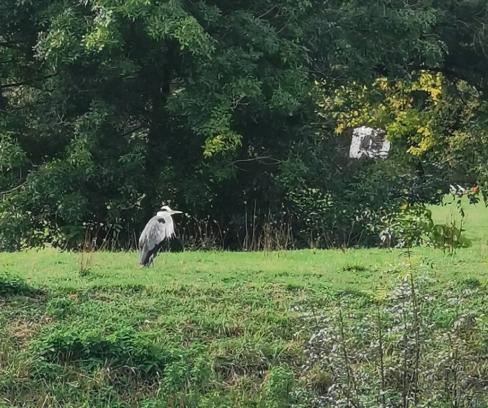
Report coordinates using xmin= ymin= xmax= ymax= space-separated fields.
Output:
xmin=0 ymin=182 xmax=26 ymax=196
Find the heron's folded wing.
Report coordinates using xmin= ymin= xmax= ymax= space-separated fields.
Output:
xmin=146 ymin=217 xmax=168 ymax=248
xmin=139 ymin=221 xmax=151 ymax=249
xmin=139 ymin=217 xmax=160 ymax=247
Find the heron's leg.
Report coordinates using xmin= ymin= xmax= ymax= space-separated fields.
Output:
xmin=151 ymin=252 xmax=158 ymax=266
xmin=152 ymin=243 xmax=163 ymax=266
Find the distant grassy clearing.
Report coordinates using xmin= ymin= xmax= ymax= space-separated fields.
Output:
xmin=429 ymin=196 xmax=488 ymax=244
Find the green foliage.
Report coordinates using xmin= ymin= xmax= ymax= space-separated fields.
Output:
xmin=32 ymin=324 xmax=167 ymax=373
xmin=1 ymin=0 xmax=488 ymax=249
xmin=386 ymin=203 xmax=435 ymax=248
xmin=429 ymin=222 xmax=466 ymax=252
xmin=46 ymin=297 xmax=76 ymax=319
xmin=0 ymin=132 xmax=26 ymax=173
xmin=258 ymin=366 xmax=295 ymax=407
xmin=161 ymin=352 xmax=211 ymax=395
xmin=0 ymin=272 xmax=38 ymax=296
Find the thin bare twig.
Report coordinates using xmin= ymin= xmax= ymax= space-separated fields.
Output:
xmin=409 ymin=272 xmax=421 ymax=405
xmin=231 ymin=156 xmax=281 ymax=164
xmin=257 ymin=5 xmax=278 ymax=20
xmin=377 ymin=304 xmax=386 ymax=407
xmin=0 ymin=73 xmax=58 ymax=90
xmin=0 ymin=182 xmax=26 ymax=196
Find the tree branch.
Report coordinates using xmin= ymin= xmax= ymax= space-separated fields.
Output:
xmin=0 ymin=81 xmax=30 ymax=89
xmin=0 ymin=182 xmax=26 ymax=196
xmin=120 ymin=124 xmax=146 ymax=138
xmin=257 ymin=5 xmax=278 ymax=20
xmin=232 ymin=156 xmax=281 ymax=165
xmin=0 ymin=73 xmax=58 ymax=90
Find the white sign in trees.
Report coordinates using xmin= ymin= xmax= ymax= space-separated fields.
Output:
xmin=349 ymin=126 xmax=390 ymax=159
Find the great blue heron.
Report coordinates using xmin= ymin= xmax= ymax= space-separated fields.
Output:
xmin=138 ymin=206 xmax=183 ymax=266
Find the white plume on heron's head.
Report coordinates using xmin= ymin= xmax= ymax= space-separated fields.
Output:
xmin=157 ymin=205 xmax=183 ymax=217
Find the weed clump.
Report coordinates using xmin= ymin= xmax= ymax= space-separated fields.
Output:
xmin=45 ymin=297 xmax=76 ymax=318
xmin=299 ymin=274 xmax=488 ymax=407
xmin=342 ymin=264 xmax=369 ymax=272
xmin=0 ymin=273 xmax=40 ymax=296
xmin=30 ymin=323 xmax=213 ymax=402
xmin=32 ymin=325 xmax=168 ymax=372
xmin=259 ymin=366 xmax=295 ymax=407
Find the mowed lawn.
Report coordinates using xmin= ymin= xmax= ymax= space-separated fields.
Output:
xmin=1 ymin=200 xmax=487 ymax=407
xmin=3 ymin=196 xmax=488 ymax=293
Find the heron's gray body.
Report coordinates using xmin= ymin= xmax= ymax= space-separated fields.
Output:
xmin=138 ymin=207 xmax=181 ymax=266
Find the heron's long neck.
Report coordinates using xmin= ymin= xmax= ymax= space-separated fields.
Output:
xmin=163 ymin=215 xmax=175 ymax=236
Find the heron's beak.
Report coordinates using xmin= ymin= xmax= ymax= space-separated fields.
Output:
xmin=169 ymin=210 xmax=183 ymax=215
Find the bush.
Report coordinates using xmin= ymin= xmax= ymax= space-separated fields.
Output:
xmin=30 ymin=323 xmax=213 ymax=399
xmin=0 ymin=273 xmax=39 ymax=296
xmin=31 ymin=324 xmax=169 ymax=376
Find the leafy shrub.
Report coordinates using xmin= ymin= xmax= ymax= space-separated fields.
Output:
xmin=381 ymin=202 xmax=470 ymax=250
xmin=428 ymin=222 xmax=469 ymax=251
xmin=30 ymin=323 xmax=213 ymax=399
xmin=0 ymin=273 xmax=39 ymax=296
xmin=31 ymin=325 xmax=169 ymax=375
xmin=45 ymin=297 xmax=76 ymax=319
xmin=162 ymin=353 xmax=211 ymax=393
xmin=384 ymin=203 xmax=434 ymax=248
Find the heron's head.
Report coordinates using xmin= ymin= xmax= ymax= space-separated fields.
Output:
xmin=158 ymin=205 xmax=183 ymax=216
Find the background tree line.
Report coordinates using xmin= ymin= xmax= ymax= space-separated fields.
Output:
xmin=1 ymin=0 xmax=487 ymax=250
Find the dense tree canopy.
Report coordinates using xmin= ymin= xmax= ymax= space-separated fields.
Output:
xmin=1 ymin=0 xmax=487 ymax=249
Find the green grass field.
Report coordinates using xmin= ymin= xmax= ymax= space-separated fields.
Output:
xmin=1 ymin=200 xmax=487 ymax=407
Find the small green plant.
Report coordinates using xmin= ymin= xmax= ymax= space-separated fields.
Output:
xmin=383 ymin=202 xmax=470 ymax=253
xmin=45 ymin=297 xmax=76 ymax=319
xmin=32 ymin=324 xmax=166 ymax=371
xmin=161 ymin=352 xmax=211 ymax=395
xmin=78 ymin=227 xmax=94 ymax=277
xmin=427 ymin=195 xmax=470 ymax=253
xmin=387 ymin=203 xmax=434 ymax=248
xmin=428 ymin=222 xmax=467 ymax=252
xmin=0 ymin=273 xmax=38 ymax=296
xmin=342 ymin=264 xmax=368 ymax=272
xmin=258 ymin=366 xmax=295 ymax=408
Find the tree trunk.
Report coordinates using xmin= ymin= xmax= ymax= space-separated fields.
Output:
xmin=143 ymin=47 xmax=173 ymax=220
xmin=144 ymin=88 xmax=168 ymax=219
